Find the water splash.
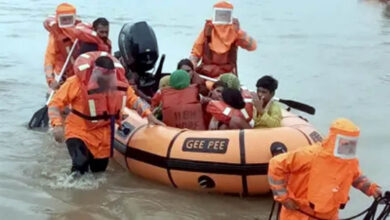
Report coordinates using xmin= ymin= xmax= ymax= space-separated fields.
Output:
xmin=44 ymin=171 xmax=108 ymax=190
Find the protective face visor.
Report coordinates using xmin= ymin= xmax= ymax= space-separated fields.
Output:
xmin=212 ymin=8 xmax=233 ymax=25
xmin=57 ymin=14 xmax=76 ymax=28
xmin=333 ymin=134 xmax=358 ymax=159
xmin=89 ymin=66 xmax=117 ymax=93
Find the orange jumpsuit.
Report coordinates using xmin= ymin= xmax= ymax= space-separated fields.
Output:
xmin=268 ymin=119 xmax=379 ymax=220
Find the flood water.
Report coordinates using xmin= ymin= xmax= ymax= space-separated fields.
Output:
xmin=0 ymin=0 xmax=390 ymax=219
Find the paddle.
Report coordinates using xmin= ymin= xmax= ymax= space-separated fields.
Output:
xmin=197 ymin=74 xmax=316 ymax=115
xmin=28 ymin=39 xmax=79 ymax=129
xmin=273 ymin=98 xmax=315 ymax=115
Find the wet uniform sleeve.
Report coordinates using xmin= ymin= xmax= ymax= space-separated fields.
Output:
xmin=352 ymin=168 xmax=379 ymax=197
xmin=236 ymin=29 xmax=257 ymax=51
xmin=268 ymin=147 xmax=313 ymax=202
xmin=254 ymin=102 xmax=282 ymax=128
xmin=125 ymin=86 xmax=151 ymax=117
xmin=190 ymin=30 xmax=205 ymax=62
xmin=48 ymin=78 xmax=77 ymax=127
xmin=44 ymin=33 xmax=56 ymax=85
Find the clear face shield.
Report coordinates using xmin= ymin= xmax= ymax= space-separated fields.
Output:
xmin=89 ymin=66 xmax=117 ymax=93
xmin=212 ymin=8 xmax=233 ymax=25
xmin=333 ymin=134 xmax=358 ymax=159
xmin=57 ymin=14 xmax=76 ymax=28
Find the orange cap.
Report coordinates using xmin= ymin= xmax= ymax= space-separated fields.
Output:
xmin=213 ymin=1 xmax=234 ymax=9
xmin=329 ymin=118 xmax=360 ymax=137
xmin=56 ymin=3 xmax=76 ymax=15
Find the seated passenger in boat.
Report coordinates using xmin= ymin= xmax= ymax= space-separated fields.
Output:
xmin=218 ymin=73 xmax=253 ymax=103
xmin=160 ymin=70 xmax=206 ymax=130
xmin=151 ymin=58 xmax=202 ymax=111
xmin=207 ymin=88 xmax=253 ymax=130
xmin=200 ymin=80 xmax=228 ymax=126
xmin=208 ymin=80 xmax=226 ymax=101
xmin=77 ymin=18 xmax=111 ymax=55
xmin=252 ymin=75 xmax=282 ymax=128
xmin=151 ymin=75 xmax=170 ymax=119
xmin=177 ymin=58 xmax=208 ymax=95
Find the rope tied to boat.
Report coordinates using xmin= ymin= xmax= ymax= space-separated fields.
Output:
xmin=268 ymin=191 xmax=390 ymax=220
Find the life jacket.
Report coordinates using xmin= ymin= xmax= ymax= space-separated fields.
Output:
xmin=241 ymin=89 xmax=253 ymax=103
xmin=207 ymin=100 xmax=254 ymax=126
xmin=72 ymin=23 xmax=112 ymax=53
xmin=71 ymin=51 xmax=129 ymax=130
xmin=196 ymin=19 xmax=239 ymax=78
xmin=161 ymin=85 xmax=206 ymax=130
xmin=43 ymin=16 xmax=80 ymax=77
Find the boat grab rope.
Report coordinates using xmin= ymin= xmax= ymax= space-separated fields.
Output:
xmin=268 ymin=191 xmax=390 ymax=220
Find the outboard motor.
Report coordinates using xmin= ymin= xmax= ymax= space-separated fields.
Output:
xmin=118 ymin=21 xmax=159 ymax=73
xmin=118 ymin=21 xmax=166 ymax=97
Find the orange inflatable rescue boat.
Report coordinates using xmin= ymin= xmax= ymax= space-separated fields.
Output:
xmin=113 ymin=108 xmax=322 ymax=196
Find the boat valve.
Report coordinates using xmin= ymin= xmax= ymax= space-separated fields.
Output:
xmin=198 ymin=175 xmax=215 ymax=189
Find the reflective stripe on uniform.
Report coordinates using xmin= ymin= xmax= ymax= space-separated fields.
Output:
xmin=242 ymin=31 xmax=248 ymax=42
xmin=100 ymin=51 xmax=108 ymax=57
xmin=121 ymin=96 xmax=127 ymax=111
xmin=80 ymin=53 xmax=90 ymax=59
xmin=246 ymin=37 xmax=254 ymax=49
xmin=132 ymin=98 xmax=150 ymax=115
xmin=223 ymin=107 xmax=232 ymax=116
xmin=140 ymin=101 xmax=150 ymax=112
xmin=45 ymin=72 xmax=54 ymax=78
xmin=360 ymin=182 xmax=372 ymax=194
xmin=48 ymin=106 xmax=61 ymax=118
xmin=241 ymin=109 xmax=250 ymax=120
xmin=78 ymin=64 xmax=90 ymax=71
xmin=132 ymin=98 xmax=142 ymax=110
xmin=272 ymin=188 xmax=287 ymax=196
xmin=244 ymin=98 xmax=252 ymax=103
xmin=114 ymin=62 xmax=123 ymax=68
xmin=91 ymin=31 xmax=97 ymax=37
xmin=352 ymin=175 xmax=367 ymax=188
xmin=249 ymin=119 xmax=255 ymax=128
xmin=44 ymin=66 xmax=54 ymax=72
xmin=88 ymin=99 xmax=98 ymax=123
xmin=268 ymin=176 xmax=286 ymax=186
xmin=76 ymin=26 xmax=84 ymax=30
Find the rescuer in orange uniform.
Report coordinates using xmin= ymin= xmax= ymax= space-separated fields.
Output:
xmin=190 ymin=1 xmax=257 ymax=78
xmin=43 ymin=3 xmax=79 ymax=90
xmin=48 ymin=51 xmax=164 ymax=175
xmin=268 ymin=118 xmax=382 ymax=220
